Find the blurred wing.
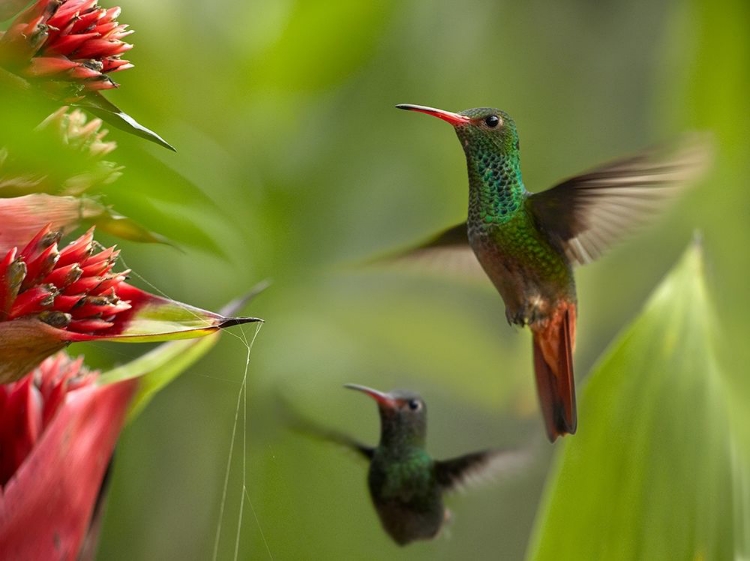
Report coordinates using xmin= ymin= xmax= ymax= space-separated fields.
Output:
xmin=527 ymin=133 xmax=713 ymax=266
xmin=434 ymin=449 xmax=530 ymax=494
xmin=374 ymin=223 xmax=487 ymax=279
xmin=277 ymin=395 xmax=374 ymax=461
xmin=312 ymin=427 xmax=374 ymax=461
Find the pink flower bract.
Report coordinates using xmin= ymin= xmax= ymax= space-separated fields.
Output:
xmin=0 ymin=352 xmax=137 ymax=559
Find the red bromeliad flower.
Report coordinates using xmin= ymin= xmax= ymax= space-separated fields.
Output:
xmin=0 ymin=0 xmax=133 ymax=97
xmin=0 ymin=224 xmax=261 ymax=383
xmin=0 ymin=352 xmax=137 ymax=559
xmin=0 ymin=224 xmax=131 ymax=335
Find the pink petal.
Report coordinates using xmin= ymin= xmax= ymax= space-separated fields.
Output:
xmin=24 ymin=56 xmax=78 ymax=76
xmin=0 ymin=377 xmax=43 ymax=484
xmin=9 ymin=285 xmax=56 ymax=318
xmin=68 ymin=64 xmax=104 ymax=80
xmin=67 ymin=318 xmax=114 ymax=332
xmin=0 ymin=377 xmax=137 ymax=559
xmin=44 ymin=263 xmax=83 ymax=291
xmin=44 ymin=33 xmax=99 ymax=55
xmin=20 ymin=242 xmax=59 ymax=291
xmin=73 ymin=39 xmax=131 ymax=59
xmin=101 ymin=58 xmax=132 ymax=73
xmin=82 ymin=76 xmax=117 ymax=91
xmin=50 ymin=293 xmax=83 ymax=313
xmin=0 ymin=196 xmax=105 ymax=257
xmin=57 ymin=227 xmax=94 ymax=267
xmin=63 ymin=275 xmax=101 ymax=294
xmin=0 ymin=250 xmax=20 ymax=318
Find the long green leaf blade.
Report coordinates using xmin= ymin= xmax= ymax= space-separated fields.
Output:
xmin=528 ymin=240 xmax=745 ymax=561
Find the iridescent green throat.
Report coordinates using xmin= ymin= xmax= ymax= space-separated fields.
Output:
xmin=379 ymin=413 xmax=426 ymax=453
xmin=465 ymin=147 xmax=526 ymax=225
xmin=454 ymin=117 xmax=527 ymax=226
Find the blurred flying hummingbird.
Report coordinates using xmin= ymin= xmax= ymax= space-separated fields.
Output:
xmin=285 ymin=383 xmax=527 ymax=546
xmin=394 ymin=104 xmax=711 ymax=441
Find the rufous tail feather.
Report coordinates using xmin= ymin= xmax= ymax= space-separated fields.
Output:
xmin=532 ymin=305 xmax=577 ymax=442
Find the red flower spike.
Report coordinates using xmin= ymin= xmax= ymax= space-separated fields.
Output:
xmin=0 ymin=0 xmax=133 ymax=97
xmin=0 ymin=226 xmax=262 ymax=382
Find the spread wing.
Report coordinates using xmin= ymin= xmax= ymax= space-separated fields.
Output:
xmin=277 ymin=395 xmax=374 ymax=461
xmin=527 ymin=133 xmax=713 ymax=266
xmin=434 ymin=449 xmax=530 ymax=493
xmin=372 ymin=223 xmax=486 ymax=279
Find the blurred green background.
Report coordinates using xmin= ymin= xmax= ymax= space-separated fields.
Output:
xmin=18 ymin=0 xmax=743 ymax=558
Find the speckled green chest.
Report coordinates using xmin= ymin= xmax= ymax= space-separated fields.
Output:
xmin=369 ymin=448 xmax=434 ymax=501
xmin=463 ymin=149 xmax=574 ymax=323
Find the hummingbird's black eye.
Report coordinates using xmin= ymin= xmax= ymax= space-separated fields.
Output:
xmin=484 ymin=115 xmax=500 ymax=128
xmin=407 ymin=399 xmax=421 ymax=411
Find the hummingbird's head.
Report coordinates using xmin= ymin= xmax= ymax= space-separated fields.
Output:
xmin=396 ymin=104 xmax=519 ymax=158
xmin=344 ymin=384 xmax=427 ymax=447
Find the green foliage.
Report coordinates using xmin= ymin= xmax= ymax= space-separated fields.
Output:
xmin=528 ymin=241 xmax=747 ymax=560
xmin=103 ymin=335 xmax=219 ymax=422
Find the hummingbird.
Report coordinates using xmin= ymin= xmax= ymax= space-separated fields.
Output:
xmin=393 ymin=104 xmax=711 ymax=441
xmin=286 ymin=383 xmax=528 ymax=546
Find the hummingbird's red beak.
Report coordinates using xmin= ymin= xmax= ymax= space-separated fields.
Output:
xmin=344 ymin=384 xmax=397 ymax=408
xmin=396 ymin=104 xmax=470 ymax=126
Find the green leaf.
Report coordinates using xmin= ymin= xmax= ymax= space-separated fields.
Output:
xmin=528 ymin=239 xmax=748 ymax=561
xmin=93 ymin=142 xmax=230 ymax=256
xmin=74 ymin=93 xmax=175 ymax=152
xmin=87 ymin=207 xmax=175 ymax=246
xmin=102 ymin=335 xmax=218 ymax=422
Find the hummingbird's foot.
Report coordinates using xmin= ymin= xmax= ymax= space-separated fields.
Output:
xmin=507 ymin=296 xmax=552 ymax=327
xmin=506 ymin=308 xmax=534 ymax=327
xmin=506 ymin=308 xmax=526 ymax=327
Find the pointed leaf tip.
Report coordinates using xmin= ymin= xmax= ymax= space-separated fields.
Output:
xmin=75 ymin=93 xmax=175 ymax=151
xmin=90 ymin=211 xmax=178 ymax=247
xmin=218 ymin=279 xmax=272 ymax=317
xmin=218 ymin=316 xmax=264 ymax=329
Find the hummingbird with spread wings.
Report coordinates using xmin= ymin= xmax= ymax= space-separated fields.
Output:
xmin=392 ymin=104 xmax=711 ymax=441
xmin=284 ymin=383 xmax=528 ymax=546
